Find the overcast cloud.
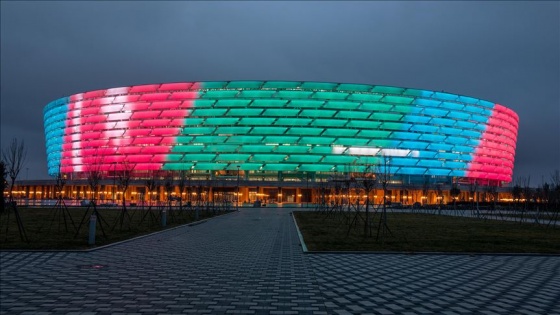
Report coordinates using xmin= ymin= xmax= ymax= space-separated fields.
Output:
xmin=1 ymin=1 xmax=558 ymax=184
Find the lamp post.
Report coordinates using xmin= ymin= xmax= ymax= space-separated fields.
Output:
xmin=236 ymin=165 xmax=240 ymax=211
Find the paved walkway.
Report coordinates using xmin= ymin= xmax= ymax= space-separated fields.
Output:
xmin=1 ymin=208 xmax=559 ymax=315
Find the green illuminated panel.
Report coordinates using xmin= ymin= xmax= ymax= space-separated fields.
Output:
xmin=263 ymin=81 xmax=301 ymax=89
xmin=323 ymin=101 xmax=360 ymax=110
xmin=215 ymin=99 xmax=251 ymax=107
xmin=172 ymin=145 xmax=202 ymax=153
xmin=228 ymin=108 xmax=263 ymax=116
xmin=216 ymin=154 xmax=250 ymax=162
xmin=372 ymin=86 xmax=404 ymax=94
xmin=239 ymin=90 xmax=275 ymax=98
xmin=288 ymin=155 xmax=322 ymax=163
xmin=276 ymin=145 xmax=310 ymax=153
xmin=312 ymin=91 xmax=349 ymax=100
xmin=216 ymin=127 xmax=251 ymax=134
xmin=382 ymin=122 xmax=408 ymax=130
xmin=239 ymin=145 xmax=275 ymax=153
xmin=187 ymin=154 xmax=216 ymax=161
xmin=262 ymin=164 xmax=297 ymax=171
xmin=193 ymin=163 xmax=227 ymax=170
xmin=163 ymin=163 xmax=194 ymax=170
xmin=275 ymin=118 xmax=312 ymax=126
xmin=184 ymin=118 xmax=204 ymax=125
xmin=251 ymin=99 xmax=288 ymax=107
xmin=299 ymin=137 xmax=335 ymax=145
xmin=252 ymin=154 xmax=285 ymax=162
xmin=167 ymin=154 xmax=183 ymax=161
xmin=239 ymin=118 xmax=276 ymax=125
xmin=334 ymin=138 xmax=370 ymax=146
xmin=300 ymin=109 xmax=336 ymax=118
xmin=312 ymin=119 xmax=347 ymax=127
xmin=322 ymin=129 xmax=358 ymax=137
xmin=337 ymin=84 xmax=372 ymax=92
xmin=335 ymin=111 xmax=370 ymax=119
xmin=193 ymin=99 xmax=215 ymax=107
xmin=323 ymin=155 xmax=358 ymax=164
xmin=263 ymin=109 xmax=300 ymax=116
xmin=300 ymin=82 xmax=337 ymax=90
xmin=383 ymin=95 xmax=414 ymax=104
xmin=227 ymin=81 xmax=263 ymax=89
xmin=192 ymin=136 xmax=226 ymax=143
xmin=276 ymin=91 xmax=313 ymax=99
xmin=392 ymin=105 xmax=412 ymax=113
xmin=370 ymin=112 xmax=403 ymax=121
xmin=289 ymin=100 xmax=325 ymax=108
xmin=369 ymin=139 xmax=395 ymax=147
xmin=191 ymin=109 xmax=227 ymax=117
xmin=299 ymin=164 xmax=334 ymax=172
xmin=227 ymin=136 xmax=263 ymax=144
xmin=184 ymin=127 xmax=216 ymax=135
xmin=360 ymin=102 xmax=392 ymax=112
xmin=251 ymin=127 xmax=287 ymax=135
xmin=347 ymin=120 xmax=380 ymax=129
xmin=348 ymin=93 xmax=383 ymax=102
xmin=201 ymin=82 xmax=228 ymax=89
xmin=264 ymin=136 xmax=300 ymax=143
xmin=205 ymin=118 xmax=239 ymax=125
xmin=310 ymin=146 xmax=333 ymax=154
xmin=176 ymin=136 xmax=193 ymax=143
xmin=202 ymin=90 xmax=239 ymax=99
xmin=286 ymin=127 xmax=323 ymax=136
xmin=206 ymin=144 xmax=239 ymax=152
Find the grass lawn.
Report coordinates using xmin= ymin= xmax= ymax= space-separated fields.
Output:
xmin=293 ymin=211 xmax=560 ymax=253
xmin=0 ymin=206 xmax=229 ymax=250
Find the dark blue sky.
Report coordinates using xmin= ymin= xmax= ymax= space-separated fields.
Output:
xmin=1 ymin=1 xmax=558 ymax=185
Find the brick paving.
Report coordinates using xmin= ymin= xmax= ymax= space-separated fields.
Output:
xmin=1 ymin=208 xmax=560 ymax=314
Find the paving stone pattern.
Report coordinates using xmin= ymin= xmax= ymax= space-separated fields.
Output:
xmin=1 ymin=208 xmax=560 ymax=315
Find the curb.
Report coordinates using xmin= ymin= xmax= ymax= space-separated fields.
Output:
xmin=291 ymin=212 xmax=308 ymax=253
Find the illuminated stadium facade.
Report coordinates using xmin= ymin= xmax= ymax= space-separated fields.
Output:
xmin=43 ymin=81 xmax=519 ymax=193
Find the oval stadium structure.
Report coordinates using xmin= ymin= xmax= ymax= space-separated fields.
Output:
xmin=44 ymin=81 xmax=519 ymax=185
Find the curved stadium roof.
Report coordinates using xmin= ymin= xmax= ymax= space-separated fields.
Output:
xmin=44 ymin=81 xmax=519 ymax=182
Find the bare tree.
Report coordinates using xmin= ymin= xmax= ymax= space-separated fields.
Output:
xmin=113 ymin=161 xmax=133 ymax=231
xmin=1 ymin=138 xmax=28 ymax=242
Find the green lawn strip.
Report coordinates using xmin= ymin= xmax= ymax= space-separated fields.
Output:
xmin=0 ymin=207 xmax=228 ymax=250
xmin=293 ymin=211 xmax=560 ymax=254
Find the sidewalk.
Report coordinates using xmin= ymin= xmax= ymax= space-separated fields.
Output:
xmin=1 ymin=208 xmax=560 ymax=314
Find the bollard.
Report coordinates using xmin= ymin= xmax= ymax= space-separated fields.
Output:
xmin=88 ymin=214 xmax=97 ymax=245
xmin=161 ymin=209 xmax=167 ymax=227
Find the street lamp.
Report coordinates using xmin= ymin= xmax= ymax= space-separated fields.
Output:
xmin=236 ymin=165 xmax=240 ymax=211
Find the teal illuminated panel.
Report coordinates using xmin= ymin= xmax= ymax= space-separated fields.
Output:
xmin=252 ymin=154 xmax=285 ymax=162
xmin=264 ymin=136 xmax=300 ymax=143
xmin=288 ymin=155 xmax=322 ymax=163
xmin=263 ymin=109 xmax=300 ymax=116
xmin=201 ymin=82 xmax=228 ymax=89
xmin=239 ymin=90 xmax=275 ymax=98
xmin=163 ymin=163 xmax=194 ymax=170
xmin=184 ymin=127 xmax=216 ymax=134
xmin=382 ymin=95 xmax=414 ymax=104
xmin=357 ymin=130 xmax=391 ymax=138
xmin=216 ymin=154 xmax=250 ymax=162
xmin=216 ymin=127 xmax=251 ymax=134
xmin=240 ymin=118 xmax=276 ymax=125
xmin=193 ymin=163 xmax=227 ymax=170
xmin=323 ymin=155 xmax=358 ymax=164
xmin=262 ymin=164 xmax=297 ymax=171
xmin=192 ymin=136 xmax=226 ymax=143
xmin=370 ymin=112 xmax=402 ymax=121
xmin=187 ymin=154 xmax=216 ymax=161
xmin=347 ymin=120 xmax=380 ymax=129
xmin=310 ymin=146 xmax=332 ymax=154
xmin=184 ymin=118 xmax=204 ymax=125
xmin=337 ymin=84 xmax=372 ymax=92
xmin=335 ymin=111 xmax=370 ymax=119
xmin=334 ymin=138 xmax=370 ymax=146
xmin=289 ymin=100 xmax=324 ymax=108
xmin=299 ymin=164 xmax=334 ymax=172
xmin=300 ymin=82 xmax=337 ymax=90
xmin=312 ymin=119 xmax=347 ymax=127
xmin=205 ymin=118 xmax=239 ymax=125
xmin=227 ymin=136 xmax=263 ymax=144
xmin=262 ymin=81 xmax=301 ymax=89
xmin=299 ymin=137 xmax=335 ymax=145
xmin=191 ymin=109 xmax=227 ymax=116
xmin=275 ymin=118 xmax=312 ymax=126
xmin=193 ymin=99 xmax=215 ymax=107
xmin=227 ymin=81 xmax=263 ymax=89
xmin=286 ymin=127 xmax=323 ymax=136
xmin=239 ymin=145 xmax=275 ymax=153
xmin=372 ymin=86 xmax=404 ymax=94
xmin=202 ymin=90 xmax=238 ymax=99
xmin=322 ymin=129 xmax=358 ymax=137
xmin=276 ymin=145 xmax=309 ymax=153
xmin=228 ymin=108 xmax=263 ymax=116
xmin=172 ymin=145 xmax=203 ymax=153
xmin=276 ymin=91 xmax=313 ymax=99
xmin=323 ymin=101 xmax=360 ymax=110
xmin=251 ymin=127 xmax=287 ymax=135
xmin=300 ymin=109 xmax=336 ymax=118
xmin=205 ymin=145 xmax=238 ymax=152
xmin=251 ymin=99 xmax=288 ymax=107
xmin=312 ymin=91 xmax=349 ymax=100
xmin=215 ymin=99 xmax=251 ymax=107
xmin=348 ymin=94 xmax=383 ymax=102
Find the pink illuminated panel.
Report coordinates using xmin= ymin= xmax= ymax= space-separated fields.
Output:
xmin=467 ymin=103 xmax=519 ymax=182
xmin=58 ymin=83 xmax=199 ymax=174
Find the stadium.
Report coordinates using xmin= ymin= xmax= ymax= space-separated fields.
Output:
xmin=36 ymin=81 xmax=519 ymax=205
